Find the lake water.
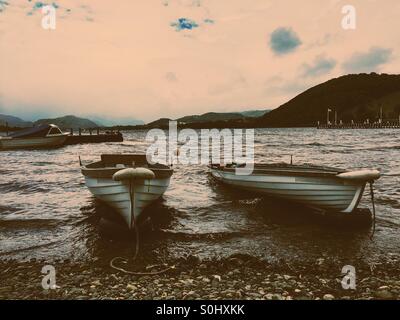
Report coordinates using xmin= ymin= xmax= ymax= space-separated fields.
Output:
xmin=1 ymin=128 xmax=400 ymax=265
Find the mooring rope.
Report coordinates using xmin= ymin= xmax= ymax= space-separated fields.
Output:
xmin=129 ymin=180 xmax=140 ymax=261
xmin=369 ymin=181 xmax=376 ymax=240
xmin=110 ymin=257 xmax=176 ymax=275
xmin=110 ymin=177 xmax=176 ymax=276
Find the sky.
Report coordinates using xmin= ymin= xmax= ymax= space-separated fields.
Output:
xmin=0 ymin=0 xmax=399 ymax=122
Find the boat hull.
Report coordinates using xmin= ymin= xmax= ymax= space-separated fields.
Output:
xmin=0 ymin=134 xmax=68 ymax=150
xmin=210 ymin=168 xmax=365 ymax=213
xmin=84 ymin=175 xmax=171 ymax=228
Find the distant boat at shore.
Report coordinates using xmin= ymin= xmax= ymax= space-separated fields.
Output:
xmin=0 ymin=124 xmax=69 ymax=150
xmin=81 ymin=154 xmax=173 ymax=229
xmin=209 ymin=163 xmax=380 ymax=214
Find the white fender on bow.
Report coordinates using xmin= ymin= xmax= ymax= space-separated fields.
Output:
xmin=337 ymin=169 xmax=380 ymax=181
xmin=112 ymin=167 xmax=155 ymax=181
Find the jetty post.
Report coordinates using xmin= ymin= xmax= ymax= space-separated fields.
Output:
xmin=64 ymin=128 xmax=123 ymax=145
xmin=327 ymin=108 xmax=331 ymax=125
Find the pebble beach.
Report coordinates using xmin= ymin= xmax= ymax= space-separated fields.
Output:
xmin=1 ymin=253 xmax=399 ymax=300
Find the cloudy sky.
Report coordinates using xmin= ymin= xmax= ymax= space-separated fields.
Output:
xmin=0 ymin=0 xmax=399 ymax=122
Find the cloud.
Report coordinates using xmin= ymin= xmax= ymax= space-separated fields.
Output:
xmin=165 ymin=72 xmax=178 ymax=82
xmin=269 ymin=27 xmax=301 ymax=55
xmin=164 ymin=0 xmax=202 ymax=8
xmin=26 ymin=2 xmax=61 ymax=16
xmin=342 ymin=47 xmax=393 ymax=73
xmin=0 ymin=0 xmax=9 ymax=13
xmin=170 ymin=18 xmax=199 ymax=31
xmin=302 ymin=56 xmax=336 ymax=77
xmin=33 ymin=2 xmax=46 ymax=10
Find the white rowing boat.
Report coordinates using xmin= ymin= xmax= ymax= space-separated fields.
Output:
xmin=0 ymin=124 xmax=68 ymax=150
xmin=81 ymin=154 xmax=173 ymax=229
xmin=209 ymin=163 xmax=380 ymax=213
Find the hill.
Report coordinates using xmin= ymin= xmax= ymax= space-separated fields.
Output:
xmin=256 ymin=73 xmax=400 ymax=127
xmin=35 ymin=115 xmax=99 ymax=129
xmin=240 ymin=110 xmax=269 ymax=118
xmin=177 ymin=110 xmax=269 ymax=124
xmin=140 ymin=110 xmax=270 ymax=129
xmin=178 ymin=112 xmax=247 ymax=124
xmin=89 ymin=115 xmax=144 ymax=127
xmin=145 ymin=118 xmax=172 ymax=128
xmin=0 ymin=114 xmax=33 ymax=127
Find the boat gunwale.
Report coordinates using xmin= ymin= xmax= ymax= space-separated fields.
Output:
xmin=0 ymin=133 xmax=69 ymax=150
xmin=209 ymin=164 xmax=347 ymax=179
xmin=5 ymin=132 xmax=70 ymax=140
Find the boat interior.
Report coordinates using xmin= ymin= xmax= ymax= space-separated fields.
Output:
xmin=82 ymin=154 xmax=173 ymax=179
xmin=209 ymin=162 xmax=347 ymax=177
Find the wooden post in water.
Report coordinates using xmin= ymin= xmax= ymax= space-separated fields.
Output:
xmin=70 ymin=128 xmax=73 ymax=135
xmin=97 ymin=128 xmax=99 ymax=135
xmin=79 ymin=128 xmax=81 ymax=136
xmin=327 ymin=108 xmax=330 ymax=125
xmin=5 ymin=121 xmax=8 ymax=136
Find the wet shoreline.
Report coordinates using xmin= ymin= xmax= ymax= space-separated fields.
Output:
xmin=1 ymin=252 xmax=400 ymax=300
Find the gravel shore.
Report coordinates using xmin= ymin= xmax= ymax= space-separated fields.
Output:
xmin=1 ymin=253 xmax=400 ymax=300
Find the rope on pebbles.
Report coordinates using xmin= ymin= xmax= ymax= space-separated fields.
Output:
xmin=110 ymin=257 xmax=176 ymax=276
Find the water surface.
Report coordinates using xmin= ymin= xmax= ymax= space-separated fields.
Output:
xmin=1 ymin=128 xmax=399 ymax=265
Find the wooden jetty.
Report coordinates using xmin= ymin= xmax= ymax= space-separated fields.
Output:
xmin=65 ymin=128 xmax=123 ymax=145
xmin=317 ymin=107 xmax=400 ymax=129
xmin=317 ymin=122 xmax=400 ymax=129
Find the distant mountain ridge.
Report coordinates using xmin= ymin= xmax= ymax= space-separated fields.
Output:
xmin=178 ymin=112 xmax=246 ymax=124
xmin=177 ymin=110 xmax=269 ymax=124
xmin=0 ymin=114 xmax=33 ymax=127
xmin=143 ymin=110 xmax=270 ymax=128
xmin=89 ymin=115 xmax=144 ymax=127
xmin=240 ymin=110 xmax=269 ymax=118
xmin=0 ymin=113 xmax=144 ymax=129
xmin=35 ymin=115 xmax=99 ymax=129
xmin=146 ymin=118 xmax=172 ymax=128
